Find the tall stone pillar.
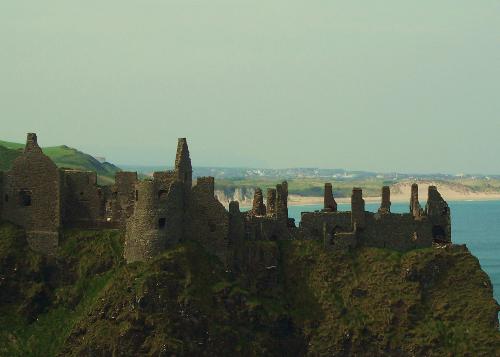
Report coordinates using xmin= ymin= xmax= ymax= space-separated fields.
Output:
xmin=410 ymin=183 xmax=422 ymax=218
xmin=323 ymin=183 xmax=337 ymax=212
xmin=378 ymin=186 xmax=391 ymax=214
xmin=351 ymin=187 xmax=366 ymax=230
xmin=266 ymin=188 xmax=276 ymax=217
xmin=276 ymin=182 xmax=288 ymax=220
xmin=251 ymin=188 xmax=266 ymax=216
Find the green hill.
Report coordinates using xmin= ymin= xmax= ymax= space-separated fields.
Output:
xmin=0 ymin=221 xmax=498 ymax=356
xmin=0 ymin=140 xmax=120 ymax=185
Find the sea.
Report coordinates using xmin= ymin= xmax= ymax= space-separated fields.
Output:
xmin=287 ymin=200 xmax=500 ymax=303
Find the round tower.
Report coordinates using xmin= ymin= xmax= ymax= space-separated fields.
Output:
xmin=124 ymin=180 xmax=167 ymax=263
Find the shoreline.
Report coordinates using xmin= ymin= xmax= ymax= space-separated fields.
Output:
xmin=235 ymin=193 xmax=500 ymax=209
xmin=287 ymin=193 xmax=500 ymax=207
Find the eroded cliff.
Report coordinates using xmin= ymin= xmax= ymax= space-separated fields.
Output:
xmin=0 ymin=221 xmax=499 ymax=356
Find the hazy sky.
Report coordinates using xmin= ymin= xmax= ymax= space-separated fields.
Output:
xmin=1 ymin=1 xmax=499 ymax=173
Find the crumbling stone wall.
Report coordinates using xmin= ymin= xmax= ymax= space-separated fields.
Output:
xmin=109 ymin=171 xmax=138 ymax=228
xmin=61 ymin=170 xmax=106 ymax=228
xmin=0 ymin=134 xmax=455 ymax=262
xmin=185 ymin=177 xmax=229 ymax=263
xmin=1 ymin=134 xmax=60 ymax=254
xmin=359 ymin=213 xmax=434 ymax=251
xmin=300 ymin=211 xmax=352 ymax=240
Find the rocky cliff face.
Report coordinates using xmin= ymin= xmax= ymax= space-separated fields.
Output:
xmin=215 ymin=187 xmax=255 ymax=207
xmin=0 ymin=221 xmax=499 ymax=356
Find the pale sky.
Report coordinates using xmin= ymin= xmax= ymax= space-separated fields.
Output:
xmin=1 ymin=1 xmax=499 ymax=173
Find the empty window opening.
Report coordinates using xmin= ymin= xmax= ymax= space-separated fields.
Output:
xmin=209 ymin=222 xmax=216 ymax=232
xmin=158 ymin=190 xmax=168 ymax=200
xmin=184 ymin=172 xmax=188 ymax=181
xmin=432 ymin=225 xmax=447 ymax=243
xmin=135 ymin=190 xmax=139 ymax=201
xmin=159 ymin=218 xmax=166 ymax=229
xmin=4 ymin=194 xmax=8 ymax=202
xmin=19 ymin=190 xmax=32 ymax=207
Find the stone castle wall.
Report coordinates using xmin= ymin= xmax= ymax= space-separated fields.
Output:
xmin=61 ymin=170 xmax=106 ymax=228
xmin=0 ymin=134 xmax=453 ymax=261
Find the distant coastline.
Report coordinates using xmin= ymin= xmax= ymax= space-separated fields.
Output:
xmin=287 ymin=193 xmax=500 ymax=207
xmin=235 ymin=192 xmax=500 ymax=209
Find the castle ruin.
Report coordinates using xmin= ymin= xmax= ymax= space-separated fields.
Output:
xmin=0 ymin=134 xmax=452 ymax=261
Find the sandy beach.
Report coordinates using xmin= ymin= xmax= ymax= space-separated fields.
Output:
xmin=287 ymin=192 xmax=500 ymax=207
xmin=233 ymin=181 xmax=500 ymax=208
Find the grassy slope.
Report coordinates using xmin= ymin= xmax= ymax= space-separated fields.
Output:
xmin=282 ymin=241 xmax=500 ymax=356
xmin=0 ymin=223 xmax=124 ymax=356
xmin=0 ymin=141 xmax=120 ymax=185
xmin=0 ymin=222 xmax=498 ymax=356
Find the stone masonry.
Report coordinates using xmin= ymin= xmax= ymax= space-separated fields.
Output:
xmin=0 ymin=133 xmax=453 ymax=261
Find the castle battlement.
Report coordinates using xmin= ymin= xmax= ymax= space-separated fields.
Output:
xmin=0 ymin=134 xmax=451 ymax=260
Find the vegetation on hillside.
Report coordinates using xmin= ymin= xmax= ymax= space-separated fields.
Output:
xmin=0 ymin=221 xmax=498 ymax=356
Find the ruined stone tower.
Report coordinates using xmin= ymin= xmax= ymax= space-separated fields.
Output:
xmin=175 ymin=138 xmax=192 ymax=188
xmin=1 ymin=133 xmax=61 ymax=254
xmin=251 ymin=188 xmax=266 ymax=216
xmin=323 ymin=183 xmax=337 ymax=212
xmin=124 ymin=180 xmax=167 ymax=262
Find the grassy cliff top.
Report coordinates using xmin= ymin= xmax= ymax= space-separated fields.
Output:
xmin=0 ymin=221 xmax=498 ymax=356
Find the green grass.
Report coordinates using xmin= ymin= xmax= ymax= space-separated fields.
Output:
xmin=0 ymin=223 xmax=124 ymax=356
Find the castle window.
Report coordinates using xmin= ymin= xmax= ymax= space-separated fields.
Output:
xmin=18 ymin=190 xmax=32 ymax=207
xmin=432 ymin=225 xmax=446 ymax=243
xmin=159 ymin=218 xmax=166 ymax=229
xmin=209 ymin=222 xmax=216 ymax=232
xmin=4 ymin=194 xmax=8 ymax=202
xmin=135 ymin=190 xmax=138 ymax=201
xmin=158 ymin=190 xmax=168 ymax=200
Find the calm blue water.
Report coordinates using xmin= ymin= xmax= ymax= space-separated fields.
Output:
xmin=288 ymin=201 xmax=500 ymax=303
